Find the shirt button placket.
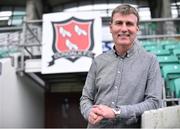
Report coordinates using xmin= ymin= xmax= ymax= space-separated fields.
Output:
xmin=115 ymin=71 xmax=120 ymax=89
xmin=113 ymin=59 xmax=122 ymax=106
xmin=111 ymin=101 xmax=115 ymax=105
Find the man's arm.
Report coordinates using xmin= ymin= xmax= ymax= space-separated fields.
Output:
xmin=80 ymin=61 xmax=97 ymax=120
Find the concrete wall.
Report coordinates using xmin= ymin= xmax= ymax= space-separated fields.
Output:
xmin=0 ymin=58 xmax=44 ymax=128
xmin=142 ymin=105 xmax=180 ymax=128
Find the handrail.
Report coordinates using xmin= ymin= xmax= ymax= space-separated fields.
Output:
xmin=140 ymin=17 xmax=180 ymax=23
xmin=0 ymin=26 xmax=22 ymax=32
xmin=138 ymin=34 xmax=180 ymax=39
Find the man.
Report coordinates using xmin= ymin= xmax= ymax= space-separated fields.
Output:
xmin=80 ymin=4 xmax=162 ymax=128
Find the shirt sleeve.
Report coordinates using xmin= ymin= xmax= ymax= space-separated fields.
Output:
xmin=80 ymin=60 xmax=97 ymax=120
xmin=117 ymin=55 xmax=163 ymax=123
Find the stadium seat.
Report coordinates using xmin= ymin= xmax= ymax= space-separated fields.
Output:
xmin=150 ymin=49 xmax=171 ymax=56
xmin=173 ymin=78 xmax=180 ymax=98
xmin=144 ymin=46 xmax=158 ymax=52
xmin=162 ymin=64 xmax=180 ymax=79
xmin=157 ymin=55 xmax=179 ymax=77
xmin=173 ymin=49 xmax=180 ymax=60
xmin=157 ymin=55 xmax=179 ymax=67
xmin=162 ymin=64 xmax=180 ymax=98
xmin=142 ymin=42 xmax=157 ymax=48
xmin=164 ymin=44 xmax=180 ymax=53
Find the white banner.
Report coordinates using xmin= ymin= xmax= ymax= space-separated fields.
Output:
xmin=41 ymin=12 xmax=102 ymax=74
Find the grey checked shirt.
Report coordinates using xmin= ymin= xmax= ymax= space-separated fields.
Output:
xmin=80 ymin=40 xmax=163 ymax=128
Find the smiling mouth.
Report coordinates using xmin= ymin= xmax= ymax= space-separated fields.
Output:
xmin=118 ymin=33 xmax=130 ymax=37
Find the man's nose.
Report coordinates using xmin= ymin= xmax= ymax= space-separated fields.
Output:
xmin=121 ymin=23 xmax=128 ymax=32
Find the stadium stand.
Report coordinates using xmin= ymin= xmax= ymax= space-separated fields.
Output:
xmin=173 ymin=49 xmax=180 ymax=60
xmin=173 ymin=78 xmax=180 ymax=98
xmin=143 ymin=39 xmax=180 ymax=100
xmin=142 ymin=41 xmax=180 ymax=114
xmin=162 ymin=64 xmax=180 ymax=98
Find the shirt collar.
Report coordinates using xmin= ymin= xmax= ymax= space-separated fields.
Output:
xmin=113 ymin=40 xmax=138 ymax=58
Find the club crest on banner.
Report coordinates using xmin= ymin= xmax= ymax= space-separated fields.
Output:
xmin=48 ymin=17 xmax=95 ymax=66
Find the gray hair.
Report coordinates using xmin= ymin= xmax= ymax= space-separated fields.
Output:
xmin=110 ymin=4 xmax=140 ymax=25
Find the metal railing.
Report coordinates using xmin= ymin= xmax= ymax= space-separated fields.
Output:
xmin=138 ymin=17 xmax=180 ymax=40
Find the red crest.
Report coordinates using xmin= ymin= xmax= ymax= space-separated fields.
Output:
xmin=52 ymin=17 xmax=94 ymax=54
xmin=48 ymin=17 xmax=95 ymax=65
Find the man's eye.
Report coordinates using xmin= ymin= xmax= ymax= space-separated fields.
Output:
xmin=115 ymin=22 xmax=122 ymax=25
xmin=126 ymin=22 xmax=134 ymax=26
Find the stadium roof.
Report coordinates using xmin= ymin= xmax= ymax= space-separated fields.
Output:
xmin=0 ymin=0 xmax=147 ymax=7
xmin=0 ymin=0 xmax=180 ymax=10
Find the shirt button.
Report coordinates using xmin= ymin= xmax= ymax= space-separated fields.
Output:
xmin=118 ymin=71 xmax=120 ymax=73
xmin=112 ymin=102 xmax=115 ymax=105
xmin=115 ymin=86 xmax=118 ymax=89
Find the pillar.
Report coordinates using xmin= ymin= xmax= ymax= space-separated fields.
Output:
xmin=26 ymin=0 xmax=43 ymax=20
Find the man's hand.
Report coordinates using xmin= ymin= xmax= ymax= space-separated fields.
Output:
xmin=88 ymin=104 xmax=116 ymax=125
xmin=88 ymin=106 xmax=103 ymax=125
xmin=93 ymin=105 xmax=116 ymax=119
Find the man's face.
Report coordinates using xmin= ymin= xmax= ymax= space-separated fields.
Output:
xmin=110 ymin=13 xmax=139 ymax=47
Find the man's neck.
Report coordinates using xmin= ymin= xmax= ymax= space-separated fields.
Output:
xmin=115 ymin=44 xmax=133 ymax=56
